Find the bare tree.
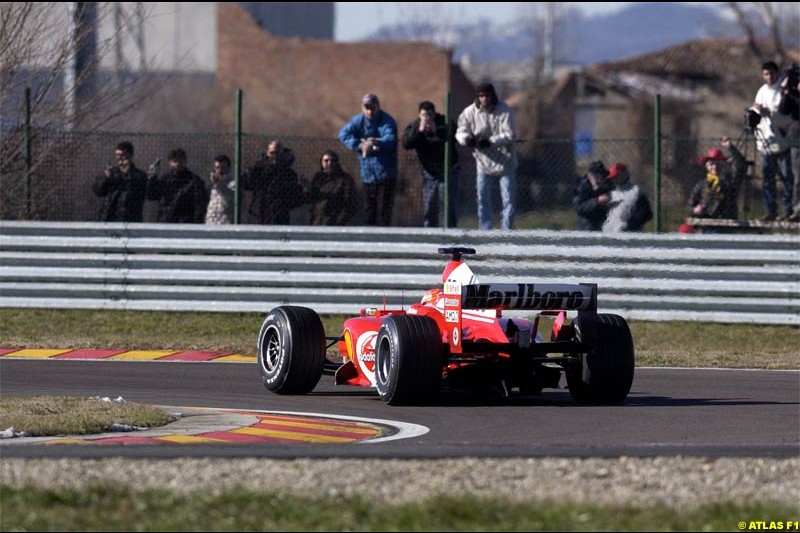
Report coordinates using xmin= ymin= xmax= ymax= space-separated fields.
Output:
xmin=0 ymin=2 xmax=158 ymax=218
xmin=727 ymin=2 xmax=800 ymax=65
xmin=389 ymin=2 xmax=466 ymax=49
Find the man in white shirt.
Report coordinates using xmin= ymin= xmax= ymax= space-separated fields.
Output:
xmin=753 ymin=61 xmax=794 ymax=221
xmin=456 ymin=82 xmax=518 ymax=230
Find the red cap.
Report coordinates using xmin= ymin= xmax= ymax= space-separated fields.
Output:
xmin=698 ymin=148 xmax=727 ymax=165
xmin=607 ymin=163 xmax=627 ymax=179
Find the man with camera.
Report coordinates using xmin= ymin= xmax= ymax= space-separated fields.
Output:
xmin=338 ymin=93 xmax=398 ymax=226
xmin=752 ymin=61 xmax=795 ymax=221
xmin=402 ymin=101 xmax=459 ymax=228
xmin=456 ymin=82 xmax=518 ymax=230
xmin=91 ymin=141 xmax=148 ymax=222
xmin=779 ymin=64 xmax=800 ymax=222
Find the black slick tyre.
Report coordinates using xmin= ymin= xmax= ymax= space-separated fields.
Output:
xmin=257 ymin=306 xmax=326 ymax=395
xmin=566 ymin=313 xmax=635 ymax=404
xmin=374 ymin=314 xmax=443 ymax=405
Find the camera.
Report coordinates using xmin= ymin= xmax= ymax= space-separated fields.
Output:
xmin=744 ymin=107 xmax=761 ymax=132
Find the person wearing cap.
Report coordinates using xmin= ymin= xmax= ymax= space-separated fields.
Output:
xmin=686 ymin=137 xmax=745 ymax=221
xmin=401 ymin=100 xmax=459 ymax=227
xmin=456 ymin=81 xmax=518 ymax=230
xmin=572 ymin=160 xmax=612 ymax=231
xmin=338 ymin=93 xmax=398 ymax=226
xmin=601 ymin=163 xmax=653 ymax=232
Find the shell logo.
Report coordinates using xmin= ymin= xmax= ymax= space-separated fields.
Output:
xmin=355 ymin=331 xmax=378 ymax=386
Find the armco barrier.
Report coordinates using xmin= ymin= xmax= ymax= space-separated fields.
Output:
xmin=1 ymin=222 xmax=798 ymax=325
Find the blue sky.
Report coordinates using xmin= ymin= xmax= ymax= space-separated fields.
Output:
xmin=335 ymin=2 xmax=636 ymax=41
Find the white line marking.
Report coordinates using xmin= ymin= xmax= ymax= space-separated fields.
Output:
xmin=213 ymin=408 xmax=430 ymax=443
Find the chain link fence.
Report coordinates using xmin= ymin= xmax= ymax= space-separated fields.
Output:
xmin=0 ymin=128 xmax=774 ymax=231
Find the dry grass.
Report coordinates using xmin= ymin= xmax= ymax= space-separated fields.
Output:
xmin=0 ymin=309 xmax=797 ymax=369
xmin=0 ymin=396 xmax=176 ymax=436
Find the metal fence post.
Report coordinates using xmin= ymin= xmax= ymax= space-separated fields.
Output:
xmin=653 ymin=93 xmax=662 ymax=233
xmin=24 ymin=87 xmax=32 ymax=220
xmin=234 ymin=89 xmax=243 ymax=225
xmin=444 ymin=91 xmax=452 ymax=229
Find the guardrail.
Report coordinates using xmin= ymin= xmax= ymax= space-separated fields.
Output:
xmin=685 ymin=217 xmax=800 ymax=233
xmin=1 ymin=222 xmax=798 ymax=325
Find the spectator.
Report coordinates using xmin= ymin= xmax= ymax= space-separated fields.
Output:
xmin=205 ymin=154 xmax=235 ymax=225
xmin=146 ymin=148 xmax=208 ymax=223
xmin=602 ymin=163 xmax=653 ymax=232
xmin=401 ymin=100 xmax=459 ymax=227
xmin=242 ymin=140 xmax=304 ymax=225
xmin=572 ymin=160 xmax=611 ymax=231
xmin=91 ymin=141 xmax=148 ymax=222
xmin=686 ymin=138 xmax=746 ymax=221
xmin=456 ymin=82 xmax=518 ymax=230
xmin=338 ymin=93 xmax=398 ymax=226
xmin=778 ymin=67 xmax=800 ymax=222
xmin=308 ymin=150 xmax=358 ymax=226
xmin=753 ymin=61 xmax=794 ymax=221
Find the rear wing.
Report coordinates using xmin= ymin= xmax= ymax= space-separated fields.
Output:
xmin=444 ymin=282 xmax=597 ymax=353
xmin=462 ymin=283 xmax=596 ymax=311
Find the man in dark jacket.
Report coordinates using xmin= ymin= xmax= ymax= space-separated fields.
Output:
xmin=242 ymin=140 xmax=304 ymax=225
xmin=572 ymin=160 xmax=611 ymax=231
xmin=146 ymin=148 xmax=208 ymax=223
xmin=92 ymin=141 xmax=148 ymax=222
xmin=308 ymin=150 xmax=357 ymax=226
xmin=402 ymin=101 xmax=459 ymax=227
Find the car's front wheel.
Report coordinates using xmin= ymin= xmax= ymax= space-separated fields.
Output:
xmin=258 ymin=306 xmax=326 ymax=395
xmin=375 ymin=315 xmax=443 ymax=405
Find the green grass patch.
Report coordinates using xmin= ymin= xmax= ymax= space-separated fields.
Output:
xmin=0 ymin=396 xmax=175 ymax=436
xmin=1 ymin=308 xmax=797 ymax=369
xmin=0 ymin=485 xmax=794 ymax=532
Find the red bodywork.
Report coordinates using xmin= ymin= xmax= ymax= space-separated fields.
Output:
xmin=334 ymin=257 xmax=575 ymax=388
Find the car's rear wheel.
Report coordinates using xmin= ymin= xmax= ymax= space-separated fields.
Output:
xmin=375 ymin=315 xmax=443 ymax=405
xmin=566 ymin=313 xmax=635 ymax=404
xmin=258 ymin=306 xmax=326 ymax=395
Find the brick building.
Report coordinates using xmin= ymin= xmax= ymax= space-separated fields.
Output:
xmin=215 ymin=3 xmax=474 ymax=138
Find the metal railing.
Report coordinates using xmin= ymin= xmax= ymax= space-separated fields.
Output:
xmin=1 ymin=221 xmax=798 ymax=324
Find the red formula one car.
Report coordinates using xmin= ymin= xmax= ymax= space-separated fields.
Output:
xmin=257 ymin=247 xmax=634 ymax=405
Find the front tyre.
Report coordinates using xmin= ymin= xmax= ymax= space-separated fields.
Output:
xmin=258 ymin=306 xmax=326 ymax=395
xmin=566 ymin=313 xmax=635 ymax=404
xmin=375 ymin=315 xmax=443 ymax=405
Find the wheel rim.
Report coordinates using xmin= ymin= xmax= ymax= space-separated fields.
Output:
xmin=260 ymin=325 xmax=282 ymax=374
xmin=376 ymin=336 xmax=391 ymax=386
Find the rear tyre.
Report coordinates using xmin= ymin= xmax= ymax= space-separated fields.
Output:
xmin=566 ymin=313 xmax=635 ymax=404
xmin=258 ymin=306 xmax=326 ymax=395
xmin=375 ymin=315 xmax=443 ymax=405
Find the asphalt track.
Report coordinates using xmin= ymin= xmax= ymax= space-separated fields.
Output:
xmin=1 ymin=359 xmax=798 ymax=459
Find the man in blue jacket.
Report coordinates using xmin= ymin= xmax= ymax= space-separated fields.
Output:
xmin=339 ymin=93 xmax=398 ymax=225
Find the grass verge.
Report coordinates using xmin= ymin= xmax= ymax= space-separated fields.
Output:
xmin=0 ymin=486 xmax=794 ymax=532
xmin=0 ymin=396 xmax=175 ymax=436
xmin=1 ymin=308 xmax=797 ymax=369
